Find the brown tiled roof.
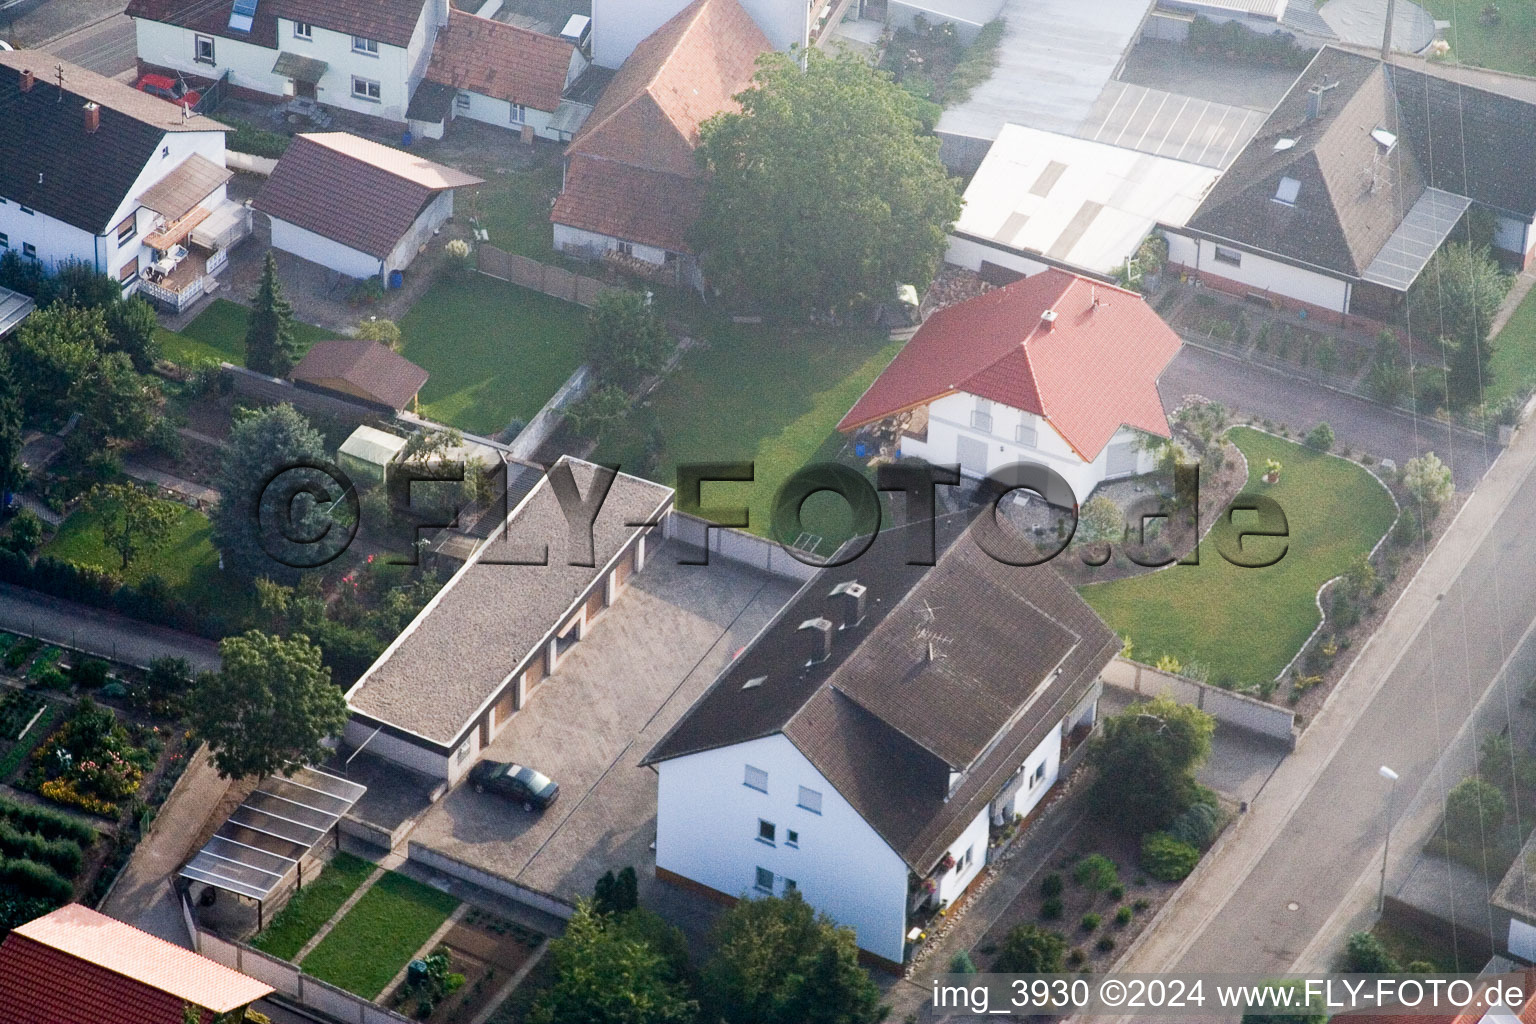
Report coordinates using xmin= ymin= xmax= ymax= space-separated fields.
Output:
xmin=0 ymin=904 xmax=273 ymax=1024
xmin=553 ymin=0 xmax=766 ymax=251
xmin=124 ymin=0 xmax=430 ymax=49
xmin=138 ymin=153 xmax=233 ymax=221
xmin=644 ymin=515 xmax=1118 ymax=871
xmin=253 ymin=133 xmax=483 ymax=260
xmin=426 ymin=9 xmax=575 ymax=112
xmin=551 ymin=155 xmax=706 ymax=254
xmin=291 ymin=339 xmax=429 ymax=410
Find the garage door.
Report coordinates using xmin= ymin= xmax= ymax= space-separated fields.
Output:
xmin=525 ymin=648 xmax=548 ymax=692
xmin=585 ymin=586 xmax=605 ymax=623
xmin=491 ymin=686 xmax=517 ymax=732
xmin=616 ymin=546 xmax=635 ymax=588
xmin=957 ymin=435 xmax=989 ymax=477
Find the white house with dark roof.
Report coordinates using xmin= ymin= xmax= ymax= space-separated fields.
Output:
xmin=127 ymin=0 xmax=449 ymax=123
xmin=1163 ymin=46 xmax=1536 ymax=325
xmin=345 ymin=458 xmax=674 ymax=783
xmin=642 ymin=519 xmax=1114 ymax=966
xmin=0 ymin=51 xmax=234 ymax=300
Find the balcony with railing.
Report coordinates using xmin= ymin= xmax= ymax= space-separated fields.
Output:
xmin=138 ymin=244 xmax=230 ymax=314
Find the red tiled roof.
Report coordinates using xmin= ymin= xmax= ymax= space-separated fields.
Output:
xmin=425 ymin=10 xmax=576 ymax=113
xmin=0 ymin=904 xmax=273 ymax=1024
xmin=552 ymin=154 xmax=706 ymax=254
xmin=125 ymin=0 xmax=429 ymax=49
xmin=838 ymin=270 xmax=1182 ymax=461
xmin=553 ymin=0 xmax=768 ymax=250
xmin=291 ymin=339 xmax=429 ymax=410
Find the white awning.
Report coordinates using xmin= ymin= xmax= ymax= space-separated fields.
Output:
xmin=1361 ymin=187 xmax=1472 ymax=292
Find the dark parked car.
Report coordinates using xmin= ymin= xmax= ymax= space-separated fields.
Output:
xmin=467 ymin=760 xmax=559 ymax=810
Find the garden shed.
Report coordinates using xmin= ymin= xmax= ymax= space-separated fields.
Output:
xmin=338 ymin=426 xmax=408 ymax=485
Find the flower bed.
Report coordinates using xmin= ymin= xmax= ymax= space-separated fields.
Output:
xmin=24 ymin=699 xmax=157 ymax=818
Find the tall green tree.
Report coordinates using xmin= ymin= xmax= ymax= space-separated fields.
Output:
xmin=9 ymin=304 xmax=160 ymax=445
xmin=209 ymin=403 xmax=326 ymax=580
xmin=246 ymin=251 xmax=300 ymax=376
xmin=103 ymin=296 xmax=161 ymax=371
xmin=1407 ymin=243 xmax=1509 ymax=408
xmin=695 ymin=48 xmax=962 ymax=315
xmin=700 ymin=891 xmax=885 ymax=1024
xmin=1088 ymin=696 xmax=1216 ymax=834
xmin=586 ymin=290 xmax=672 ymax=387
xmin=186 ymin=630 xmax=348 ymax=779
xmin=85 ymin=482 xmax=177 ymax=570
xmin=529 ymin=902 xmax=696 ymax=1024
xmin=0 ymin=353 xmax=24 ymax=500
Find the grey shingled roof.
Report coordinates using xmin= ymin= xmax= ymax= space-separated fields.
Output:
xmin=346 ymin=459 xmax=673 ymax=746
xmin=644 ymin=515 xmax=1118 ymax=871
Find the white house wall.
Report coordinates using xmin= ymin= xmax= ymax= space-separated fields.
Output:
xmin=655 ymin=733 xmax=911 ymax=964
xmin=1166 ymin=231 xmax=1350 ymax=313
xmin=901 ymin=390 xmax=1156 ymax=504
xmin=0 ymin=205 xmax=101 ymax=278
xmin=945 ymin=234 xmax=1052 ymax=278
xmin=591 ymin=0 xmax=807 ymax=67
xmin=383 ymin=191 xmax=452 ymax=276
xmin=344 ymin=719 xmax=451 ymax=778
xmin=993 ymin=719 xmax=1064 ymax=824
xmin=934 ymin=809 xmax=989 ymax=907
xmin=451 ymin=90 xmax=560 ymax=141
xmin=269 ymin=217 xmax=383 ymax=280
xmin=553 ymin=222 xmax=670 ymax=265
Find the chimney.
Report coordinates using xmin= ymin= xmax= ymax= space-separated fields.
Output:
xmin=19 ymin=68 xmax=33 ymax=92
xmin=1040 ymin=309 xmax=1058 ymax=329
xmin=828 ymin=580 xmax=866 ymax=630
xmin=82 ymin=102 xmax=100 ymax=134
xmin=797 ymin=617 xmax=834 ymax=665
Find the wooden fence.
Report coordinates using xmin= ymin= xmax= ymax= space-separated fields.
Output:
xmin=476 ymin=246 xmax=606 ymax=307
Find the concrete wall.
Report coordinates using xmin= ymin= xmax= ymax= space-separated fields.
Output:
xmin=662 ymin=510 xmax=821 ymax=581
xmin=888 ymin=0 xmax=1004 ymax=42
xmin=383 ymin=190 xmax=452 ymax=276
xmin=344 ymin=718 xmax=452 ymax=778
xmin=509 ymin=364 xmax=591 ymax=460
xmin=408 ymin=842 xmax=576 ymax=920
xmin=1101 ymin=656 xmax=1297 ymax=746
xmin=655 ymin=733 xmax=912 ymax=963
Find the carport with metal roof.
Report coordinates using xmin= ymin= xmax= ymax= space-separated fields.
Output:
xmin=179 ymin=766 xmax=365 ymax=929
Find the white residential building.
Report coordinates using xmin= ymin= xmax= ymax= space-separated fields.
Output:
xmin=0 ymin=51 xmax=237 ymax=302
xmin=643 ymin=519 xmax=1113 ymax=966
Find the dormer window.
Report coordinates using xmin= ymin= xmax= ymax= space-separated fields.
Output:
xmin=1273 ymin=176 xmax=1301 ymax=207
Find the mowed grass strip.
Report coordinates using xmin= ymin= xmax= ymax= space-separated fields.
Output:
xmin=251 ymin=852 xmax=375 ymax=961
xmin=1487 ymin=283 xmax=1536 ymax=408
xmin=299 ymin=870 xmax=459 ymax=999
xmin=1078 ymin=427 xmax=1397 ymax=688
xmin=156 ymin=299 xmax=333 ymax=368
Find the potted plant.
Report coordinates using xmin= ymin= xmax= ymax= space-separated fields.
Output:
xmin=939 ymin=853 xmax=956 ymax=872
xmin=1262 ymin=457 xmax=1282 ymax=484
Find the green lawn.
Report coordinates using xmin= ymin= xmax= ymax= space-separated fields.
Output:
xmin=1079 ymin=428 xmax=1397 ymax=689
xmin=463 ymin=162 xmax=565 ymax=261
xmin=1488 ymin=282 xmax=1536 ymax=407
xmin=1421 ymin=0 xmax=1536 ymax=74
xmin=590 ymin=315 xmax=900 ymax=547
xmin=299 ymin=870 xmax=459 ymax=999
xmin=399 ymin=274 xmax=588 ymax=436
xmin=156 ymin=299 xmax=334 ymax=368
xmin=251 ymin=853 xmax=375 ymax=961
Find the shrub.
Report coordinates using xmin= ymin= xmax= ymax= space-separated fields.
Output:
xmin=1039 ymin=897 xmax=1064 ymax=921
xmin=0 ymin=857 xmax=72 ymax=903
xmin=1080 ymin=913 xmax=1101 ymax=932
xmin=1445 ymin=777 xmax=1505 ymax=836
xmin=0 ymin=821 xmax=83 ymax=877
xmin=1114 ymin=906 xmax=1133 ymax=927
xmin=1096 ymin=936 xmax=1116 ymax=953
xmin=947 ymin=951 xmax=977 ymax=974
xmin=1066 ymin=947 xmax=1085 ymax=967
xmin=69 ymin=658 xmax=109 ymax=690
xmin=223 ymin=119 xmax=292 ymax=159
xmin=0 ymin=795 xmax=96 ymax=844
xmin=993 ymin=924 xmax=1067 ymax=973
xmin=1342 ymin=930 xmax=1400 ymax=974
xmin=442 ymin=238 xmax=474 ymax=280
xmin=1040 ymin=872 xmax=1064 ymax=898
xmin=1141 ymin=833 xmax=1201 ymax=882
xmin=1304 ymin=422 xmax=1335 ymax=452
xmin=1165 ymin=802 xmax=1223 ymax=850
xmin=3 ymin=511 xmax=43 ymax=556
xmin=1073 ymin=854 xmax=1118 ymax=892
xmin=1107 ymin=883 xmax=1124 ymax=901
xmin=1133 ymin=898 xmax=1150 ymax=913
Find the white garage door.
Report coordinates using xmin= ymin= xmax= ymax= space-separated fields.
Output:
xmin=956 ymin=435 xmax=989 ymax=477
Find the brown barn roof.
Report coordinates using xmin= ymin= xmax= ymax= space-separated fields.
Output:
xmin=425 ymin=10 xmax=576 ymax=112
xmin=253 ymin=133 xmax=482 ymax=260
xmin=290 ymin=339 xmax=429 ymax=410
xmin=551 ymin=155 xmax=707 ymax=254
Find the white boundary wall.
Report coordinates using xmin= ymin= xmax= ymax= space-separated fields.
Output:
xmin=662 ymin=511 xmax=820 ymax=581
xmin=1102 ymin=656 xmax=1297 ymax=746
xmin=407 ymin=843 xmax=576 ymax=921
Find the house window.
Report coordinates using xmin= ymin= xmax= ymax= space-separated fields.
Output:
xmin=971 ymin=396 xmax=993 ymax=433
xmin=21 ymin=243 xmax=36 ymax=259
xmin=509 ymin=103 xmax=526 ymax=124
xmin=194 ymin=34 xmax=215 ymax=64
xmin=1273 ymin=176 xmax=1301 ymax=206
xmin=1029 ymin=761 xmax=1047 ymax=788
xmin=616 ymin=241 xmax=634 ymax=257
xmin=293 ymin=21 xmax=313 ymax=39
xmin=744 ymin=765 xmax=768 ymax=792
xmin=797 ymin=786 xmax=822 ymax=814
xmin=783 ymin=878 xmax=797 ymax=892
xmin=18 ymin=206 xmax=33 ymax=216
xmin=116 ymin=215 xmax=137 ymax=246
xmin=754 ymin=867 xmax=773 ymax=892
xmin=352 ymin=77 xmax=382 ymax=102
xmin=456 ymin=91 xmax=471 ymax=111
xmin=1213 ymin=245 xmax=1242 ymax=268
xmin=352 ymin=35 xmax=380 ymax=55
xmin=0 ymin=233 xmax=7 ymax=249
xmin=1015 ymin=416 xmax=1037 ymax=448
xmin=119 ymin=260 xmax=139 ymax=286
xmin=757 ymin=820 xmax=776 ymax=845
xmin=958 ymin=845 xmax=974 ymax=872
xmin=786 ymin=829 xmax=799 ymax=847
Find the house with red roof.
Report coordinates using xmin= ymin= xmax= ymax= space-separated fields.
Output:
xmin=550 ymin=0 xmax=770 ymax=288
xmin=0 ymin=903 xmax=273 ymax=1024
xmin=838 ymin=269 xmax=1183 ymax=506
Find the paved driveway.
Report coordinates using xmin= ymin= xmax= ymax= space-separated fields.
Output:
xmin=1161 ymin=343 xmax=1498 ymax=490
xmin=408 ymin=546 xmax=799 ymax=931
xmin=936 ymin=0 xmax=1153 ymax=146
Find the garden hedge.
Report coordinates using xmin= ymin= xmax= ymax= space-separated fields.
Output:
xmin=0 ymin=821 xmax=83 ymax=878
xmin=0 ymin=794 xmax=97 ymax=846
xmin=0 ymin=857 xmax=73 ymax=903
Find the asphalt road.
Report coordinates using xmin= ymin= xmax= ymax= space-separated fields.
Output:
xmin=0 ymin=582 xmax=220 ymax=671
xmin=47 ymin=12 xmax=136 ymax=76
xmin=1116 ymin=410 xmax=1536 ymax=991
xmin=1163 ymin=343 xmax=1498 ymax=490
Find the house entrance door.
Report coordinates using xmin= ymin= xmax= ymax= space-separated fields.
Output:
xmin=295 ymin=80 xmax=316 ymax=100
xmin=956 ymin=435 xmax=989 ymax=477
